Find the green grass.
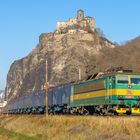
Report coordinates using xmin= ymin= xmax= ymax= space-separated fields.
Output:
xmin=0 ymin=127 xmax=39 ymax=140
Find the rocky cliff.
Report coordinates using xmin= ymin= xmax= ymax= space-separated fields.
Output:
xmin=5 ymin=31 xmax=140 ymax=101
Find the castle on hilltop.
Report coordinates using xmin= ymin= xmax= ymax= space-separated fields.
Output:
xmin=55 ymin=10 xmax=95 ymax=34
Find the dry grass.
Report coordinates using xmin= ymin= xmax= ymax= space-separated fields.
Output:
xmin=0 ymin=115 xmax=140 ymax=140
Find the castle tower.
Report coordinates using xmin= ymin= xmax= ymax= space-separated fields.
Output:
xmin=77 ymin=9 xmax=84 ymax=21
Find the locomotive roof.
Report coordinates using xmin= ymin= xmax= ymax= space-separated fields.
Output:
xmin=102 ymin=72 xmax=140 ymax=76
xmin=48 ymin=72 xmax=140 ymax=89
xmin=92 ymin=72 xmax=140 ymax=79
xmin=74 ymin=72 xmax=140 ymax=86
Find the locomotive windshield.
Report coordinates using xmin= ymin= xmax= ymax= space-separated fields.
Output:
xmin=117 ymin=75 xmax=140 ymax=85
xmin=131 ymin=77 xmax=140 ymax=85
xmin=117 ymin=76 xmax=128 ymax=84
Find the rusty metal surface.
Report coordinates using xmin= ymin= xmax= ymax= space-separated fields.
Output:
xmin=74 ymin=81 xmax=105 ymax=94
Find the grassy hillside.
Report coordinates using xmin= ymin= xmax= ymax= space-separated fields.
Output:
xmin=0 ymin=115 xmax=140 ymax=140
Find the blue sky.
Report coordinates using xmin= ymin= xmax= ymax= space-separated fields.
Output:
xmin=0 ymin=0 xmax=140 ymax=89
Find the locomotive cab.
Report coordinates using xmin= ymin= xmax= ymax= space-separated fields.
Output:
xmin=114 ymin=74 xmax=140 ymax=114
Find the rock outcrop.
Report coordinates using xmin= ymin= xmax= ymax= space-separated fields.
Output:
xmin=5 ymin=31 xmax=140 ymax=101
xmin=5 ymin=31 xmax=116 ymax=100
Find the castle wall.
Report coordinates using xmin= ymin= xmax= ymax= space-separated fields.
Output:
xmin=56 ymin=22 xmax=67 ymax=29
xmin=69 ymin=18 xmax=77 ymax=24
xmin=56 ymin=10 xmax=95 ymax=34
xmin=85 ymin=17 xmax=94 ymax=28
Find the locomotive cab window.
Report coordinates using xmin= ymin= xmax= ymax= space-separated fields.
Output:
xmin=131 ymin=76 xmax=140 ymax=85
xmin=117 ymin=76 xmax=128 ymax=84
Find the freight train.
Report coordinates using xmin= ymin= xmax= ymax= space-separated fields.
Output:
xmin=4 ymin=69 xmax=140 ymax=115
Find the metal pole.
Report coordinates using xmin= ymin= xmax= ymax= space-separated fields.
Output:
xmin=45 ymin=59 xmax=49 ymax=115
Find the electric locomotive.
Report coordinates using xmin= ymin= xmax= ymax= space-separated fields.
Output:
xmin=69 ymin=73 xmax=140 ymax=115
xmin=48 ymin=69 xmax=140 ymax=115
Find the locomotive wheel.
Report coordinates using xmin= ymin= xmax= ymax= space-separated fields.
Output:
xmin=126 ymin=111 xmax=131 ymax=115
xmin=103 ymin=107 xmax=118 ymax=116
xmin=113 ymin=111 xmax=118 ymax=116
